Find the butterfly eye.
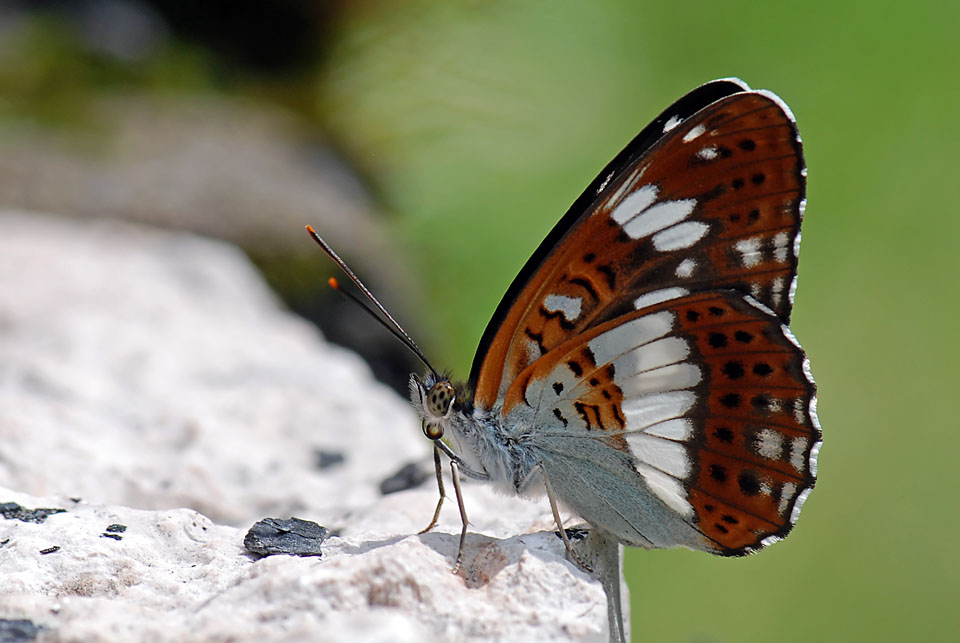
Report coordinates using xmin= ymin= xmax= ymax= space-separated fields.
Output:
xmin=422 ymin=421 xmax=444 ymax=440
xmin=426 ymin=381 xmax=456 ymax=418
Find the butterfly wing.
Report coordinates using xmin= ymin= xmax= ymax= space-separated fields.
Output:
xmin=470 ymin=80 xmax=806 ymax=411
xmin=469 ymin=79 xmax=820 ymax=554
xmin=507 ymin=290 xmax=818 ymax=553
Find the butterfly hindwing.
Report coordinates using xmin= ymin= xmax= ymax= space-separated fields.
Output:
xmin=506 ymin=291 xmax=818 ymax=554
xmin=470 ymin=83 xmax=806 ymax=419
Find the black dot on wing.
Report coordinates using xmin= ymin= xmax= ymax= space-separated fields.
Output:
xmin=553 ymin=382 xmax=563 ymax=395
xmin=720 ymin=393 xmax=741 ymax=408
xmin=708 ymin=332 xmax=728 ymax=348
xmin=704 ymin=504 xmax=715 ymax=513
xmin=738 ymin=471 xmax=762 ymax=496
xmin=748 ymin=209 xmax=761 ymax=222
xmin=567 ymin=361 xmax=583 ymax=377
xmin=753 ymin=362 xmax=774 ymax=376
xmin=738 ymin=139 xmax=756 ymax=151
xmin=709 ymin=306 xmax=725 ymax=317
xmin=553 ymin=408 xmax=568 ymax=427
xmin=709 ymin=464 xmax=728 ymax=482
xmin=713 ymin=426 xmax=734 ymax=443
xmin=751 ymin=394 xmax=772 ymax=412
xmin=722 ymin=361 xmax=745 ymax=380
xmin=686 ymin=310 xmax=701 ymax=322
xmin=732 ymin=178 xmax=745 ymax=190
xmin=602 ymin=389 xmax=612 ymax=400
xmin=714 ymin=523 xmax=729 ymax=534
xmin=721 ymin=514 xmax=739 ymax=524
xmin=583 ymin=252 xmax=596 ymax=263
xmin=751 ymin=173 xmax=766 ymax=185
xmin=589 ymin=378 xmax=599 ymax=387
xmin=734 ymin=330 xmax=754 ymax=343
xmin=717 ymin=145 xmax=732 ymax=158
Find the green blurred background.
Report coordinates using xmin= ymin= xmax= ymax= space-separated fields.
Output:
xmin=2 ymin=1 xmax=957 ymax=640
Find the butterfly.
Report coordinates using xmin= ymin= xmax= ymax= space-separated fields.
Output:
xmin=309 ymin=76 xmax=820 ymax=581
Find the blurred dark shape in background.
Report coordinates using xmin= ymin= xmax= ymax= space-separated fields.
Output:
xmin=4 ymin=0 xmax=342 ymax=72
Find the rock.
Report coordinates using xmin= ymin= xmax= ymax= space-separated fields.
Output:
xmin=244 ymin=517 xmax=329 ymax=557
xmin=0 ymin=211 xmax=621 ymax=641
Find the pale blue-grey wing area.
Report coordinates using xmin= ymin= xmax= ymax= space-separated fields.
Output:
xmin=502 ymin=290 xmax=819 ymax=555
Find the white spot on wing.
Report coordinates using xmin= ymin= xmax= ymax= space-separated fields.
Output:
xmin=621 ymin=390 xmax=695 ymax=431
xmin=634 ymin=462 xmax=693 ymax=517
xmin=682 ymin=124 xmax=706 ymax=142
xmin=771 ymin=276 xmax=785 ymax=307
xmin=675 ymin=258 xmax=696 ymax=278
xmin=619 ymin=361 xmax=701 ymax=397
xmin=644 ymin=418 xmax=693 ymax=440
xmin=543 ymin=294 xmax=582 ymax=322
xmin=779 ymin=482 xmax=797 ymax=515
xmin=626 ymin=434 xmax=690 ymax=478
xmin=735 ymin=236 xmax=763 ymax=267
xmin=651 ymin=221 xmax=709 ymax=251
xmin=623 ymin=199 xmax=697 ymax=240
xmin=773 ymin=231 xmax=790 ymax=263
xmin=697 ymin=146 xmax=718 ymax=160
xmin=610 ymin=184 xmax=659 ymax=224
xmin=587 ymin=311 xmax=675 ymax=365
xmin=793 ymin=397 xmax=807 ymax=424
xmin=633 ymin=287 xmax=689 ymax=310
xmin=663 ymin=115 xmax=682 ymax=132
xmin=754 ymin=428 xmax=784 ymax=460
xmin=613 ymin=337 xmax=690 ymax=380
xmin=790 ymin=436 xmax=809 ymax=471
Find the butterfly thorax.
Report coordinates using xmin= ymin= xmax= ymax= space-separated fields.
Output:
xmin=410 ymin=373 xmax=543 ymax=497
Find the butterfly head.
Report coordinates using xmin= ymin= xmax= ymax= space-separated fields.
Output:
xmin=410 ymin=373 xmax=459 ymax=440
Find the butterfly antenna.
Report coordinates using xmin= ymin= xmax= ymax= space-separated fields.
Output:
xmin=305 ymin=225 xmax=438 ymax=377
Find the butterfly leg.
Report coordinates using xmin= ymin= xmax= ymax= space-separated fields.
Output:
xmin=449 ymin=459 xmax=470 ymax=573
xmin=540 ymin=465 xmax=594 ymax=573
xmin=418 ymin=444 xmax=446 ymax=535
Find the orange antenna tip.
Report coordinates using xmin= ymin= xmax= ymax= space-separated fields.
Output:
xmin=305 ymin=224 xmax=316 ymax=234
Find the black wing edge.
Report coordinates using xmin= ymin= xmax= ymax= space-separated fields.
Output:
xmin=467 ymin=78 xmax=753 ymax=390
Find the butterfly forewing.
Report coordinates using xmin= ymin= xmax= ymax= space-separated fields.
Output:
xmin=471 ymin=90 xmax=805 ymax=414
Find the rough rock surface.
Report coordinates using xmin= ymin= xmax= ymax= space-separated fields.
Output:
xmin=0 ymin=211 xmax=618 ymax=642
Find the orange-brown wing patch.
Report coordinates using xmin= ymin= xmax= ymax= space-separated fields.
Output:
xmin=674 ymin=292 xmax=818 ymax=553
xmin=472 ymin=91 xmax=805 ymax=413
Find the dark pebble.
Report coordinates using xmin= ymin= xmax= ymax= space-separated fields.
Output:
xmin=244 ymin=517 xmax=328 ymax=557
xmin=0 ymin=618 xmax=45 ymax=642
xmin=379 ymin=462 xmax=427 ymax=495
xmin=313 ymin=449 xmax=346 ymax=470
xmin=0 ymin=502 xmax=66 ymax=524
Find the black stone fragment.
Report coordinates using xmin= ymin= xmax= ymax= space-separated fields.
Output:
xmin=313 ymin=449 xmax=346 ymax=470
xmin=0 ymin=502 xmax=66 ymax=524
xmin=244 ymin=517 xmax=329 ymax=557
xmin=101 ymin=533 xmax=122 ymax=541
xmin=105 ymin=524 xmax=127 ymax=533
xmin=379 ymin=462 xmax=427 ymax=495
xmin=39 ymin=546 xmax=59 ymax=555
xmin=0 ymin=618 xmax=45 ymax=642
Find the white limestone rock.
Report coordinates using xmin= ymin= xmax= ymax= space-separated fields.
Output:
xmin=0 ymin=211 xmax=616 ymax=642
